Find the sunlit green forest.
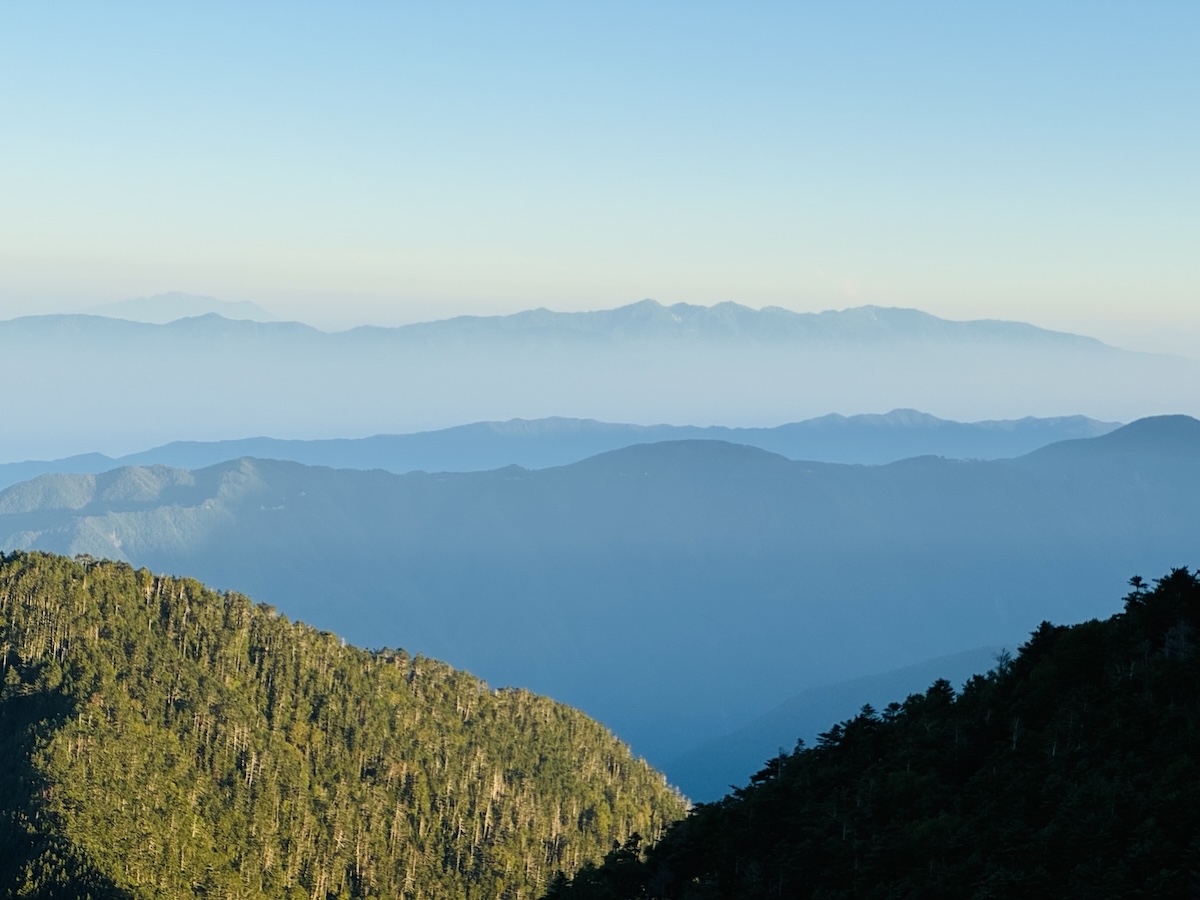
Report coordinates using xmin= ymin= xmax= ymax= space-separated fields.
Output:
xmin=0 ymin=552 xmax=685 ymax=899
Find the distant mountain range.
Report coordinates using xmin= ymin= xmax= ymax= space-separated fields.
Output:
xmin=364 ymin=300 xmax=1109 ymax=346
xmin=0 ymin=410 xmax=1119 ymax=489
xmin=2 ymin=415 xmax=1198 ymax=788
xmin=0 ymin=300 xmax=1189 ymax=460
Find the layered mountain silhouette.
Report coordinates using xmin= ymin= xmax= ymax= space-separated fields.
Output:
xmin=0 ymin=300 xmax=1189 ymax=460
xmin=0 ymin=410 xmax=1118 ymax=491
xmin=1 ymin=416 xmax=1196 ymax=787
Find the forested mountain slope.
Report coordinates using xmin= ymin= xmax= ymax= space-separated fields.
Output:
xmin=0 ymin=553 xmax=685 ymax=899
xmin=543 ymin=568 xmax=1200 ymax=898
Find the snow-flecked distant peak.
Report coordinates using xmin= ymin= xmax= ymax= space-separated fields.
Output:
xmin=382 ymin=299 xmax=1112 ymax=349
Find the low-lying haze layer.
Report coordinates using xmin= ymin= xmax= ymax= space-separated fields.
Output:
xmin=0 ymin=302 xmax=1189 ymax=459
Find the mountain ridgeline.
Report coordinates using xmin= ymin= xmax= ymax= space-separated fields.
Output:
xmin=0 ymin=553 xmax=685 ymax=899
xmin=0 ymin=410 xmax=1118 ymax=493
xmin=542 ymin=568 xmax=1200 ymax=898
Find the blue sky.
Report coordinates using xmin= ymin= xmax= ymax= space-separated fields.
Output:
xmin=1 ymin=2 xmax=1196 ymax=350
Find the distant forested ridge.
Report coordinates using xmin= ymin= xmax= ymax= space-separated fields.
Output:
xmin=543 ymin=568 xmax=1200 ymax=898
xmin=0 ymin=552 xmax=685 ymax=899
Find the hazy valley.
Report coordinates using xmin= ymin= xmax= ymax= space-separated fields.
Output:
xmin=3 ymin=405 xmax=1197 ymax=798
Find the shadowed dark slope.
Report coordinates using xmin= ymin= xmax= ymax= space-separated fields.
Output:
xmin=542 ymin=568 xmax=1200 ymax=899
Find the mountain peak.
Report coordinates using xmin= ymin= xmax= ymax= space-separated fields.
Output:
xmin=570 ymin=438 xmax=792 ymax=475
xmin=1103 ymin=414 xmax=1200 ymax=448
xmin=1021 ymin=414 xmax=1200 ymax=466
xmin=84 ymin=292 xmax=278 ymax=324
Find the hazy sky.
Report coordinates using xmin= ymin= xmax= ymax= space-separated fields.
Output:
xmin=1 ymin=3 xmax=1196 ymax=352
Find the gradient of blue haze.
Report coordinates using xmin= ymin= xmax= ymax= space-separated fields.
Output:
xmin=0 ymin=2 xmax=1197 ymax=352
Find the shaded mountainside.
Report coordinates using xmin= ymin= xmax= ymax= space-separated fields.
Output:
xmin=0 ymin=301 xmax=1188 ymax=460
xmin=0 ymin=410 xmax=1120 ymax=492
xmin=2 ymin=416 xmax=1200 ymax=788
xmin=543 ymin=568 xmax=1200 ymax=899
xmin=0 ymin=553 xmax=685 ymax=899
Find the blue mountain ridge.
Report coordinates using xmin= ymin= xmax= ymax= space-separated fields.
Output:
xmin=0 ymin=410 xmax=1119 ymax=489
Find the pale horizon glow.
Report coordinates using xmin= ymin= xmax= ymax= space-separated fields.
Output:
xmin=0 ymin=2 xmax=1196 ymax=356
